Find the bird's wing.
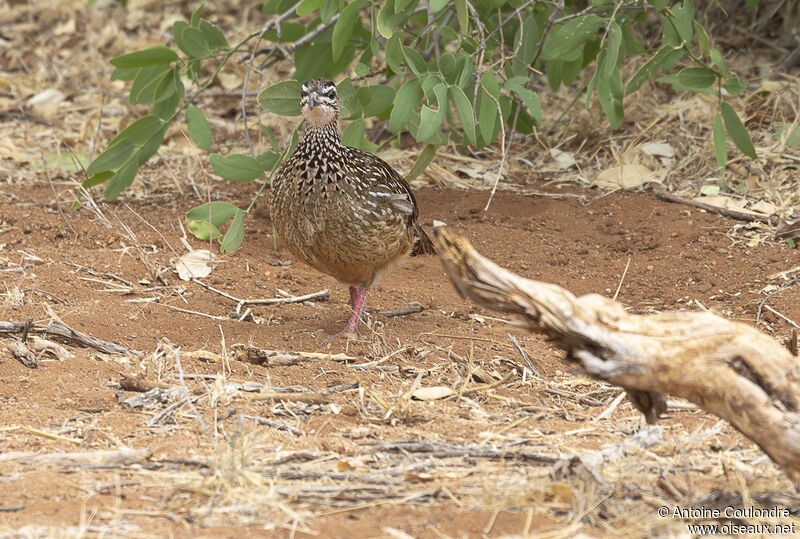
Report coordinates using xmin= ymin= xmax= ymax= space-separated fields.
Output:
xmin=346 ymin=148 xmax=419 ymax=220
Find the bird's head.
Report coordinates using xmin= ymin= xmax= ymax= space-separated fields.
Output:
xmin=300 ymin=78 xmax=339 ymax=128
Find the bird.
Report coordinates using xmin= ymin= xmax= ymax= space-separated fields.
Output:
xmin=270 ymin=78 xmax=435 ymax=340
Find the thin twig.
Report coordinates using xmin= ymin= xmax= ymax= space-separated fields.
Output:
xmin=0 ymin=321 xmax=131 ymax=355
xmin=379 ymin=305 xmax=424 ymax=318
xmin=652 ymin=188 xmax=771 ymax=223
xmin=613 ymin=256 xmax=632 ymax=302
xmin=530 ymin=0 xmax=565 ymax=67
xmin=191 ymin=278 xmax=329 ymax=306
xmin=174 ymin=348 xmax=215 ymax=449
xmin=508 ymin=334 xmax=538 ymax=376
xmin=40 ymin=147 xmax=75 ymax=235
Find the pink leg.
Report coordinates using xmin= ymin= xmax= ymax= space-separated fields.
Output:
xmin=344 ymin=286 xmax=369 ymax=333
xmin=321 ymin=287 xmax=370 ymax=346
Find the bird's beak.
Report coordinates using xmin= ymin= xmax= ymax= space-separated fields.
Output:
xmin=308 ymin=94 xmax=317 ymax=109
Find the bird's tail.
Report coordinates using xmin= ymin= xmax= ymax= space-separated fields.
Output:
xmin=411 ymin=225 xmax=436 ymax=256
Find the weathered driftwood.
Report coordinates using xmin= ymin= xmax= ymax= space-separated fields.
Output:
xmin=433 ymin=229 xmax=800 ymax=484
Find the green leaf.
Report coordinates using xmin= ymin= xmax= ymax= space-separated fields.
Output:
xmin=186 ymin=202 xmax=240 ymax=228
xmin=190 ymin=5 xmax=202 ymax=27
xmin=712 ymin=112 xmax=727 ymax=172
xmin=153 ymin=66 xmax=177 ymax=103
xmin=209 ymin=153 xmax=264 ymax=182
xmin=104 ymin=159 xmax=139 ymax=201
xmin=186 ymin=105 xmax=212 ymax=151
xmin=675 ymin=0 xmax=696 ymax=43
xmin=676 ymin=66 xmax=716 ymax=89
xmin=390 ymin=78 xmax=422 ymax=132
xmin=723 ymin=73 xmax=746 ymax=95
xmin=431 ymin=0 xmax=448 ymax=13
xmin=354 ymin=62 xmax=368 ymax=77
xmin=598 ymin=66 xmax=624 ymax=129
xmin=377 ymin=1 xmax=396 ymax=39
xmin=83 ymin=170 xmax=113 ymax=189
xmin=87 ymin=138 xmax=135 ymax=175
xmin=625 ymin=45 xmax=674 ymax=95
xmin=363 ymin=85 xmax=396 ymax=117
xmin=656 ymin=74 xmax=714 ymax=95
xmin=402 ymin=46 xmax=427 ymax=77
xmin=384 ymin=33 xmax=404 ymax=74
xmin=151 ymin=92 xmax=179 ymax=120
xmin=454 ymin=0 xmax=468 ymax=34
xmin=709 ymin=48 xmax=726 ymax=74
xmin=178 ymin=26 xmax=210 ymax=57
xmin=504 ymin=79 xmax=541 ymax=124
xmin=336 ymin=78 xmax=362 ymax=120
xmin=188 ymin=220 xmax=222 ymax=241
xmin=297 ymin=0 xmax=325 ymax=16
xmin=448 ymin=85 xmax=476 ymax=145
xmin=258 ymin=79 xmax=302 ymax=116
xmin=111 ymin=66 xmax=139 ymax=81
xmin=693 ymin=20 xmax=709 ymax=56
xmin=110 ymin=46 xmax=178 ymax=68
xmin=406 ymin=144 xmax=438 ymax=183
xmin=417 ymin=83 xmax=447 ymax=142
xmin=332 ymin=0 xmax=368 ymax=61
xmin=341 ymin=118 xmax=365 ymax=147
xmin=109 ymin=115 xmax=165 ymax=147
xmin=478 ymin=72 xmax=499 ymax=143
xmin=221 ymin=210 xmax=246 ymax=253
xmin=200 ymin=20 xmax=229 ymax=49
xmin=541 ymin=15 xmax=604 ymax=61
xmin=720 ymin=101 xmax=757 ymax=159
xmin=256 ymin=150 xmax=282 ymax=170
xmin=602 ymin=22 xmax=622 ymax=80
xmin=130 ymin=65 xmax=171 ymax=104
xmin=777 ymin=122 xmax=800 ymax=147
xmin=320 ymin=0 xmax=338 ymax=22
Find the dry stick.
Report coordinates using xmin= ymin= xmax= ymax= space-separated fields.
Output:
xmin=508 ymin=333 xmax=538 ymax=376
xmin=652 ymin=188 xmax=771 ymax=223
xmin=612 ymin=256 xmax=632 ymax=302
xmin=379 ymin=305 xmax=424 ymax=318
xmin=363 ymin=440 xmax=560 ymax=464
xmin=433 ymin=228 xmax=800 ymax=484
xmin=755 ymin=274 xmax=800 ymax=327
xmin=40 ymin=147 xmax=75 ymax=235
xmin=461 ymin=369 xmax=516 ymax=396
xmin=240 ymin=415 xmax=301 ymax=435
xmin=763 ymin=305 xmax=800 ymax=329
xmin=158 ymin=303 xmax=227 ymax=320
xmin=191 ymin=278 xmax=329 ymax=307
xmin=174 ymin=348 xmax=215 ymax=450
xmin=241 ymin=1 xmax=302 ymax=156
xmin=0 ymin=321 xmax=130 ymax=355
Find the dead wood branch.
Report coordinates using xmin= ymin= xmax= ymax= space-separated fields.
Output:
xmin=433 ymin=229 xmax=800 ymax=483
xmin=652 ymin=188 xmax=772 ymax=224
xmin=363 ymin=440 xmax=560 ymax=464
xmin=0 ymin=321 xmax=131 ymax=355
xmin=19 ymin=447 xmax=151 ymax=466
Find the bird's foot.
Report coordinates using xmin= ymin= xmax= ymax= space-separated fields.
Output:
xmin=319 ymin=311 xmax=362 ymax=347
xmin=319 ymin=327 xmax=359 ymax=347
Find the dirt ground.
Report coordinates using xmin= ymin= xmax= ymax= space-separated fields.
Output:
xmin=2 ymin=0 xmax=800 ymax=536
xmin=1 ymin=177 xmax=799 ymax=537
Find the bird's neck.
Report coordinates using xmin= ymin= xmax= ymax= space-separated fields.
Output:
xmin=301 ymin=122 xmax=342 ymax=149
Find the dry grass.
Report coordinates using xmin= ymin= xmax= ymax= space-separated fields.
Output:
xmin=1 ymin=0 xmax=799 ymax=536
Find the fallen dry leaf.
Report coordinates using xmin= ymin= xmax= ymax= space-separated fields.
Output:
xmin=594 ymin=164 xmax=657 ymax=189
xmin=175 ymin=249 xmax=218 ymax=280
xmin=410 ymin=386 xmax=455 ymax=401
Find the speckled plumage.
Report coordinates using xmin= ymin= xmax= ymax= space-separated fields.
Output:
xmin=270 ymin=78 xmax=434 ymax=336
